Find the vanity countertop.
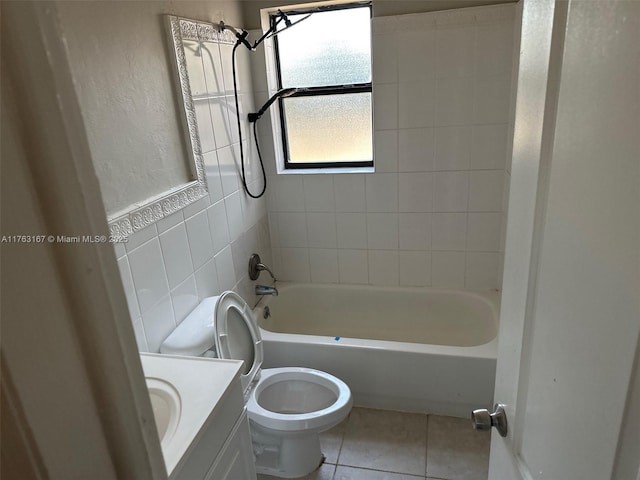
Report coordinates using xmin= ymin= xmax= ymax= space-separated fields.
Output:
xmin=140 ymin=353 xmax=244 ymax=475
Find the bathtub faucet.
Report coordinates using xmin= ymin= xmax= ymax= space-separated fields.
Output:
xmin=248 ymin=253 xmax=277 ymax=281
xmin=255 ymin=285 xmax=278 ymax=296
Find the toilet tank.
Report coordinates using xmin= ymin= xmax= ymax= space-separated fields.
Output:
xmin=160 ymin=297 xmax=219 ymax=356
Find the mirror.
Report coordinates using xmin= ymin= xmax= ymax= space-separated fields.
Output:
xmin=107 ymin=16 xmax=220 ymax=240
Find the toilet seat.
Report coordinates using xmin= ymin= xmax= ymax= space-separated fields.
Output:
xmin=213 ymin=291 xmax=263 ymax=394
xmin=246 ymin=367 xmax=352 ymax=433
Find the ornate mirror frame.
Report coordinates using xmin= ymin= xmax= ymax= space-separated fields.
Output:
xmin=107 ymin=16 xmax=218 ymax=240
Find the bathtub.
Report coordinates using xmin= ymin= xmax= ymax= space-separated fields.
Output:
xmin=253 ymin=283 xmax=499 ymax=418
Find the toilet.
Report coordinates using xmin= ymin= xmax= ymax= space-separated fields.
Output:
xmin=160 ymin=291 xmax=353 ymax=478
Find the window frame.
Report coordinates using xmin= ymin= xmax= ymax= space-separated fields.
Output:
xmin=271 ymin=2 xmax=373 ymax=170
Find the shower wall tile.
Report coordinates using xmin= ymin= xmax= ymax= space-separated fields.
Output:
xmin=116 ymin=33 xmax=271 ymax=353
xmin=368 ymin=250 xmax=399 ymax=286
xmin=256 ymin=4 xmax=515 ymax=291
xmin=309 ymin=248 xmax=340 ymax=284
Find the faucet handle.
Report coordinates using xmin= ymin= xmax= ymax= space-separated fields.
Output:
xmin=248 ymin=253 xmax=277 ymax=281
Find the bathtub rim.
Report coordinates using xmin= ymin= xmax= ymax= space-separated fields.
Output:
xmin=253 ymin=283 xmax=500 ymax=360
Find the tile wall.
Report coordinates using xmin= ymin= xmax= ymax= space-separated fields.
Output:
xmin=114 ymin=40 xmax=272 ymax=352
xmin=253 ymin=4 xmax=516 ymax=290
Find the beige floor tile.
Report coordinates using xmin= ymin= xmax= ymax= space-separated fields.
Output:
xmin=320 ymin=417 xmax=349 ymax=464
xmin=334 ymin=465 xmax=424 ymax=479
xmin=338 ymin=407 xmax=427 ymax=476
xmin=426 ymin=415 xmax=490 ymax=480
xmin=257 ymin=462 xmax=336 ymax=480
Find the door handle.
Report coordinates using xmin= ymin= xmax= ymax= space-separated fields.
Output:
xmin=471 ymin=403 xmax=508 ymax=437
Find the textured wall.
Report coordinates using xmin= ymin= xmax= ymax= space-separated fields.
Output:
xmin=56 ymin=0 xmax=244 ymax=216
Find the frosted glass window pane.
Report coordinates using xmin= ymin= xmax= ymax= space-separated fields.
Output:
xmin=276 ymin=8 xmax=371 ymax=88
xmin=284 ymin=93 xmax=372 ymax=163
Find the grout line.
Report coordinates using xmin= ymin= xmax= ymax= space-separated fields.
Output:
xmin=425 ymin=414 xmax=430 ymax=478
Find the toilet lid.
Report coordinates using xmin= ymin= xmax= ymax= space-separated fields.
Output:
xmin=214 ymin=291 xmax=263 ymax=393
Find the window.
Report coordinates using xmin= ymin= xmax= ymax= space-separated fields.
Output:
xmin=271 ymin=3 xmax=373 ymax=169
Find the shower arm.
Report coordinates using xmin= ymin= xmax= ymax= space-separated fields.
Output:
xmin=219 ymin=10 xmax=312 ymax=52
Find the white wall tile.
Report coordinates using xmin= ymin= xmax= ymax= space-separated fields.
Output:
xmin=335 ymin=175 xmax=366 ymax=212
xmin=207 ymin=200 xmax=230 ymax=254
xmin=399 ymin=251 xmax=431 ymax=287
xmin=471 ymin=124 xmax=508 ymax=170
xmin=434 ymin=126 xmax=472 ymax=171
xmin=468 ymin=170 xmax=504 ymax=211
xmin=475 ymin=22 xmax=513 ymax=77
xmin=374 ymin=130 xmax=398 ymax=173
xmin=127 ymin=238 xmax=169 ymax=314
xmin=132 ymin=318 xmax=149 ymax=352
xmin=182 ymin=195 xmax=211 ymax=220
xmin=185 ymin=210 xmax=214 ymax=270
xmin=366 ymin=173 xmax=398 ymax=212
xmin=432 ymin=213 xmax=467 ymax=251
xmin=307 ymin=213 xmax=337 ymax=249
xmin=159 ymin=224 xmax=194 ymax=289
xmin=224 ymin=191 xmax=244 ymax=241
xmin=373 ymin=33 xmax=398 ymax=84
xmin=436 ymin=26 xmax=475 ymax=78
xmin=474 ymin=75 xmax=511 ymax=124
xmin=366 ymin=213 xmax=399 ymax=250
xmin=336 ymin=213 xmax=367 ymax=249
xmin=278 ymin=212 xmax=308 ymax=248
xmin=125 ymin=224 xmax=157 ymax=252
xmin=399 ymin=172 xmax=433 ymax=212
xmin=274 ymin=175 xmax=305 ymax=212
xmin=209 ymin=96 xmax=232 ymax=148
xmin=467 ymin=212 xmax=502 ymax=252
xmin=435 ymin=76 xmax=474 ymax=126
xmin=171 ymin=275 xmax=199 ymax=324
xmin=399 ymin=213 xmax=431 ymax=251
xmin=156 ymin=210 xmax=184 ymax=234
xmin=433 ymin=171 xmax=469 ymax=212
xmin=214 ymin=245 xmax=236 ymax=291
xmin=431 ymin=251 xmax=466 ymax=288
xmin=141 ymin=296 xmax=176 ymax=353
xmin=338 ymin=249 xmax=368 ymax=284
xmin=195 ymin=101 xmax=216 ymax=153
xmin=398 ymin=30 xmax=436 ymax=81
xmin=368 ymin=250 xmax=399 ymax=286
xmin=398 ymin=128 xmax=435 ymax=172
xmin=204 ymin=151 xmax=224 ymax=203
xmin=465 ymin=252 xmax=499 ymax=288
xmin=217 ymin=145 xmax=240 ymax=196
xmin=113 ymin=241 xmax=126 ymax=259
xmin=309 ymin=248 xmax=339 ymax=283
xmin=279 ymin=248 xmax=310 ymax=282
xmin=117 ymin=256 xmax=140 ymax=319
xmin=303 ymin=175 xmax=335 ymax=212
xmin=373 ymin=83 xmax=398 ymax=130
xmin=399 ymin=79 xmax=435 ymax=128
xmin=194 ymin=257 xmax=220 ymax=300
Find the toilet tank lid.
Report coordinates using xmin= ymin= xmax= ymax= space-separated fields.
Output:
xmin=160 ymin=296 xmax=219 ymax=356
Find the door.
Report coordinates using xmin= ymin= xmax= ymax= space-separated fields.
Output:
xmin=487 ymin=0 xmax=640 ymax=479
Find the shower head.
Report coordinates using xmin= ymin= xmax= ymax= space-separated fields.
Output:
xmin=264 ymin=11 xmax=312 ymax=40
xmin=248 ymin=88 xmax=303 ymax=123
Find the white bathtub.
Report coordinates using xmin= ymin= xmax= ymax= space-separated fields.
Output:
xmin=253 ymin=283 xmax=499 ymax=418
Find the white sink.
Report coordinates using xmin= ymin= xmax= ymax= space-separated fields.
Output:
xmin=146 ymin=377 xmax=181 ymax=446
xmin=140 ymin=353 xmax=244 ymax=475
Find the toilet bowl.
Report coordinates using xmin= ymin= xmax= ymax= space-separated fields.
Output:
xmin=160 ymin=291 xmax=352 ymax=478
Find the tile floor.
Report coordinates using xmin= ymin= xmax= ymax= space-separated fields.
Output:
xmin=257 ymin=407 xmax=490 ymax=480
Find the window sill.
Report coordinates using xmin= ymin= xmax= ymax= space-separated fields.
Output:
xmin=278 ymin=166 xmax=375 ymax=175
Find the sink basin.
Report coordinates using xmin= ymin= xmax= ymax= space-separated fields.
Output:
xmin=146 ymin=377 xmax=181 ymax=446
xmin=140 ymin=353 xmax=244 ymax=475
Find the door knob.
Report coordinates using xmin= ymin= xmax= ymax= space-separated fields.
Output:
xmin=471 ymin=403 xmax=508 ymax=437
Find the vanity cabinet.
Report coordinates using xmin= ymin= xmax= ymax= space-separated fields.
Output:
xmin=204 ymin=410 xmax=255 ymax=480
xmin=166 ymin=367 xmax=257 ymax=480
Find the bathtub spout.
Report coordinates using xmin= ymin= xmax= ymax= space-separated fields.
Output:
xmin=255 ymin=285 xmax=278 ymax=296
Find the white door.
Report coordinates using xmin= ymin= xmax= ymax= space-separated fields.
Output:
xmin=486 ymin=0 xmax=640 ymax=479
